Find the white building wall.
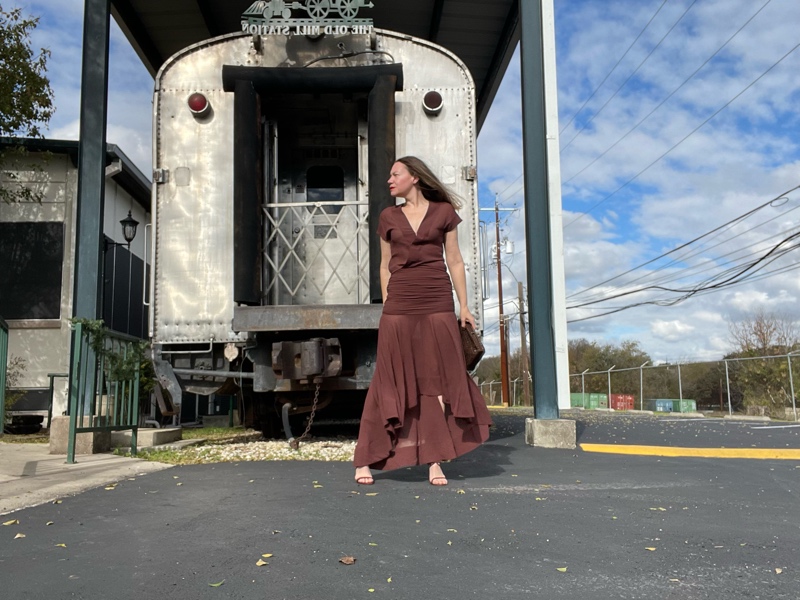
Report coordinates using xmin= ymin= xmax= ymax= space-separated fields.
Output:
xmin=1 ymin=151 xmax=150 ymax=418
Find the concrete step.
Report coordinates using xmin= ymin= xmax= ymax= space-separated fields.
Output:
xmin=111 ymin=427 xmax=182 ymax=449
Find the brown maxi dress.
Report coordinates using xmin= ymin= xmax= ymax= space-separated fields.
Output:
xmin=353 ymin=200 xmax=492 ymax=471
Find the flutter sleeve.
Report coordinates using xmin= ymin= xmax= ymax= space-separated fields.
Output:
xmin=377 ymin=206 xmax=393 ymax=241
xmin=442 ymin=203 xmax=463 ymax=232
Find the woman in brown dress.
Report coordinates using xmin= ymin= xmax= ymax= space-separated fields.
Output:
xmin=353 ymin=156 xmax=492 ymax=486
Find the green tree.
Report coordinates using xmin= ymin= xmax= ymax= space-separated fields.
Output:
xmin=567 ymin=338 xmax=651 ymax=394
xmin=0 ymin=6 xmax=54 ymax=204
xmin=726 ymin=310 xmax=799 ymax=417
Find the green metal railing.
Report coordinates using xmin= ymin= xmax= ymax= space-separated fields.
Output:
xmin=67 ymin=322 xmax=141 ymax=463
xmin=0 ymin=316 xmax=8 ymax=438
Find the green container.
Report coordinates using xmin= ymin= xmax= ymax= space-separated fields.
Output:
xmin=672 ymin=399 xmax=696 ymax=413
xmin=644 ymin=399 xmax=673 ymax=412
xmin=586 ymin=393 xmax=607 ymax=409
xmin=570 ymin=393 xmax=587 ymax=407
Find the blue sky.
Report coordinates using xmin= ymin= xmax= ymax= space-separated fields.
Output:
xmin=20 ymin=0 xmax=800 ymax=365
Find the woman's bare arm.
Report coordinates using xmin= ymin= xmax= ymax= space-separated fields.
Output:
xmin=380 ymin=237 xmax=391 ymax=302
xmin=444 ymin=229 xmax=475 ymax=328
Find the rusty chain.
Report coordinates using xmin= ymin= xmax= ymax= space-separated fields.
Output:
xmin=289 ymin=380 xmax=321 ymax=450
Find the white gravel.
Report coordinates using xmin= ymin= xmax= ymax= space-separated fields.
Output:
xmin=144 ymin=435 xmax=357 ymax=464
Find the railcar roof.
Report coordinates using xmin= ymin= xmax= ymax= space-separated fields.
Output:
xmin=110 ymin=0 xmax=519 ymax=131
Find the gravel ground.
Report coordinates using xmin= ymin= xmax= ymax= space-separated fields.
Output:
xmin=137 ymin=408 xmax=522 ymax=465
xmin=153 ymin=436 xmax=358 ymax=463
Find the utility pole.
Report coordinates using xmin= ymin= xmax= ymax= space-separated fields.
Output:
xmin=495 ymin=196 xmax=510 ymax=407
xmin=480 ymin=197 xmax=515 ymax=407
xmin=518 ymin=282 xmax=531 ymax=407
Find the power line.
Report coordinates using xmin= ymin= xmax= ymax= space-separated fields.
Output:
xmin=563 ymin=41 xmax=800 ymax=228
xmin=566 ymin=229 xmax=800 ymax=321
xmin=567 ymin=184 xmax=800 ymax=299
xmin=558 ymin=0 xmax=670 ymax=136
xmin=569 ymin=194 xmax=800 ymax=306
xmin=562 ymin=0 xmax=773 ymax=185
xmin=560 ymin=0 xmax=699 ymax=154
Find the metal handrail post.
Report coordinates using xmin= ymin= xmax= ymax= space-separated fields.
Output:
xmin=677 ymin=363 xmax=683 ymax=401
xmin=67 ymin=323 xmax=83 ymax=464
xmin=0 ymin=316 xmax=8 ymax=438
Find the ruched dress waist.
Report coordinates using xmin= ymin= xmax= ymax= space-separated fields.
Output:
xmin=383 ymin=264 xmax=455 ymax=315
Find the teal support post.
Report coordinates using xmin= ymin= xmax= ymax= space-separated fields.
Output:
xmin=519 ymin=0 xmax=559 ymax=419
xmin=67 ymin=0 xmax=112 ymax=458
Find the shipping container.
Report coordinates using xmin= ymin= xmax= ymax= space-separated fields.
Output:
xmin=610 ymin=393 xmax=635 ymax=410
xmin=570 ymin=393 xmax=587 ymax=407
xmin=644 ymin=399 xmax=674 ymax=412
xmin=672 ymin=399 xmax=697 ymax=413
xmin=588 ymin=393 xmax=608 ymax=409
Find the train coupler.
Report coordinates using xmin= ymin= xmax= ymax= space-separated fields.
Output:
xmin=271 ymin=337 xmax=342 ymax=381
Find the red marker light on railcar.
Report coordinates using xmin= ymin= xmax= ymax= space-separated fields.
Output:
xmin=422 ymin=91 xmax=443 ymax=116
xmin=187 ymin=93 xmax=210 ymax=116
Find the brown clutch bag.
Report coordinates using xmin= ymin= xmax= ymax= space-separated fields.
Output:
xmin=459 ymin=322 xmax=485 ymax=371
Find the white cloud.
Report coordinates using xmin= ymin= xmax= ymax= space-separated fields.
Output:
xmin=651 ymin=319 xmax=695 ymax=342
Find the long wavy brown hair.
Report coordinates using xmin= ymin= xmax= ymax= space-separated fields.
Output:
xmin=396 ymin=156 xmax=463 ymax=209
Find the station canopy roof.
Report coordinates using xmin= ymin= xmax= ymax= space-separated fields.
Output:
xmin=111 ymin=0 xmax=519 ymax=130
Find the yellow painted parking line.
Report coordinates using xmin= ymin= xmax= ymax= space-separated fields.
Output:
xmin=580 ymin=444 xmax=800 ymax=460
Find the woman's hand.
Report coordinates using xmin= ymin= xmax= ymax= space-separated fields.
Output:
xmin=460 ymin=306 xmax=476 ymax=329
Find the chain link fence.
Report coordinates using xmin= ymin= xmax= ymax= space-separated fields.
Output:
xmin=480 ymin=353 xmax=800 ymax=420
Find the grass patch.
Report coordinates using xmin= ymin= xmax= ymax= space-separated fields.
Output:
xmin=180 ymin=426 xmax=262 ymax=442
xmin=1 ymin=432 xmax=49 ymax=444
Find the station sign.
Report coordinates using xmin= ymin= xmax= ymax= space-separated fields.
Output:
xmin=242 ymin=0 xmax=375 ymax=36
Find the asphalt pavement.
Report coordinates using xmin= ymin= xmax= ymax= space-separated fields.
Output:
xmin=1 ymin=411 xmax=799 ymax=599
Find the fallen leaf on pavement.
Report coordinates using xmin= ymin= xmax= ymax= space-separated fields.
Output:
xmin=261 ymin=553 xmax=273 ymax=558
xmin=14 ymin=533 xmax=26 ymax=539
xmin=46 ymin=521 xmax=54 ymax=526
xmin=456 ymin=489 xmax=466 ymax=495
xmin=56 ymin=543 xmax=66 ymax=548
xmin=208 ymin=580 xmax=225 ymax=587
xmin=775 ymin=568 xmax=783 ymax=574
xmin=645 ymin=548 xmax=656 ymax=551
xmin=556 ymin=567 xmax=567 ymax=572
xmin=256 ymin=559 xmax=268 ymax=566
xmin=365 ymin=492 xmax=378 ymax=496
xmin=447 ymin=529 xmax=457 ymax=532
xmin=339 ymin=556 xmax=356 ymax=565
xmin=3 ymin=519 xmax=19 ymax=526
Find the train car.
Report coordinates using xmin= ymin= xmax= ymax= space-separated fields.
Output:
xmin=149 ymin=25 xmax=482 ymax=438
